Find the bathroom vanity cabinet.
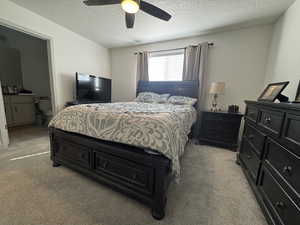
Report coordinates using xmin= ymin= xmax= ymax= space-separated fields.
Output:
xmin=3 ymin=95 xmax=35 ymax=127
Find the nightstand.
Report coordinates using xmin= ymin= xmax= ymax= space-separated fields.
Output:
xmin=198 ymin=111 xmax=243 ymax=151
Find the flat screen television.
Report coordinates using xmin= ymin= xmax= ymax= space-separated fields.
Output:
xmin=76 ymin=73 xmax=111 ymax=103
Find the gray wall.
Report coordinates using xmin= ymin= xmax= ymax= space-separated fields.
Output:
xmin=0 ymin=25 xmax=51 ymax=97
xmin=0 ymin=47 xmax=23 ymax=87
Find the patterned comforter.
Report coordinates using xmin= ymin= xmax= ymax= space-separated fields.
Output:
xmin=49 ymin=102 xmax=197 ymax=179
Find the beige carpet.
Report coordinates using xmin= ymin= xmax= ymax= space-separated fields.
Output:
xmin=0 ymin=126 xmax=268 ymax=225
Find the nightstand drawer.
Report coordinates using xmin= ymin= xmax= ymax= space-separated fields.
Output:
xmin=204 ymin=112 xmax=241 ymax=122
xmin=203 ymin=120 xmax=240 ymax=137
xmin=244 ymin=123 xmax=266 ymax=157
xmin=258 ymin=109 xmax=284 ymax=138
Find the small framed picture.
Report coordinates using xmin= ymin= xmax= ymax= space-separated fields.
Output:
xmin=295 ymin=81 xmax=300 ymax=103
xmin=258 ymin=81 xmax=289 ymax=102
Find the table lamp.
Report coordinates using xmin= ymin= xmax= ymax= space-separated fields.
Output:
xmin=209 ymin=82 xmax=225 ymax=112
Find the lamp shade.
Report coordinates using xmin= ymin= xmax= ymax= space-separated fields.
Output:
xmin=209 ymin=82 xmax=225 ymax=95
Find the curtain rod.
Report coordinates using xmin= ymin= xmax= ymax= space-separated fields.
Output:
xmin=134 ymin=42 xmax=214 ymax=55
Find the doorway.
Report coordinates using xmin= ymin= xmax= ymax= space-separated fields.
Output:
xmin=0 ymin=24 xmax=55 ymax=148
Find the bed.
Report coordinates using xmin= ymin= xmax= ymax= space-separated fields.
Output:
xmin=49 ymin=81 xmax=199 ymax=220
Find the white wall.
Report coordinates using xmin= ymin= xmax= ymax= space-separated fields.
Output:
xmin=0 ymin=0 xmax=111 ymax=111
xmin=265 ymin=0 xmax=300 ymax=100
xmin=0 ymin=82 xmax=8 ymax=149
xmin=111 ymin=25 xmax=273 ymax=112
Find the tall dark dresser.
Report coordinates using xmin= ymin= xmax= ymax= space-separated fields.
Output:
xmin=238 ymin=101 xmax=300 ymax=225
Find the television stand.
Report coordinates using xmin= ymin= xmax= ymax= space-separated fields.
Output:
xmin=65 ymin=100 xmax=111 ymax=107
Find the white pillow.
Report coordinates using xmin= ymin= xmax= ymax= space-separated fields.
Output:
xmin=135 ymin=92 xmax=170 ymax=103
xmin=168 ymin=96 xmax=197 ymax=105
xmin=157 ymin=94 xmax=170 ymax=103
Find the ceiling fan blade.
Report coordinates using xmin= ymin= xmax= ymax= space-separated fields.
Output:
xmin=83 ymin=0 xmax=120 ymax=6
xmin=140 ymin=1 xmax=171 ymax=21
xmin=125 ymin=13 xmax=135 ymax=29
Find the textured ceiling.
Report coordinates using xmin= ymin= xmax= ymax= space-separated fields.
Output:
xmin=10 ymin=0 xmax=295 ymax=48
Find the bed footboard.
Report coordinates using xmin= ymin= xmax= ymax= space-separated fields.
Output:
xmin=49 ymin=127 xmax=172 ymax=220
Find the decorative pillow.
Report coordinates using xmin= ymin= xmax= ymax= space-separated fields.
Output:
xmin=135 ymin=92 xmax=170 ymax=103
xmin=168 ymin=96 xmax=197 ymax=105
xmin=157 ymin=94 xmax=170 ymax=103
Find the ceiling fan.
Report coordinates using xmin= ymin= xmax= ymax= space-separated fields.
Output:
xmin=83 ymin=0 xmax=172 ymax=29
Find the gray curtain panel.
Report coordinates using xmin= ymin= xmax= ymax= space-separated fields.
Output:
xmin=136 ymin=51 xmax=149 ymax=82
xmin=183 ymin=42 xmax=209 ymax=138
xmin=183 ymin=42 xmax=209 ymax=110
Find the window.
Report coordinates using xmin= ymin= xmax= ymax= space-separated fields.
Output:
xmin=148 ymin=49 xmax=184 ymax=81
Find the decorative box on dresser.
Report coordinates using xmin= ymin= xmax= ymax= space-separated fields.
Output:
xmin=238 ymin=100 xmax=300 ymax=225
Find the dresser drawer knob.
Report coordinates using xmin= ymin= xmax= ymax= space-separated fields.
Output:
xmin=247 ymin=155 xmax=252 ymax=160
xmin=102 ymin=161 xmax=108 ymax=169
xmin=265 ymin=117 xmax=272 ymax=124
xmin=248 ymin=134 xmax=254 ymax=140
xmin=283 ymin=166 xmax=293 ymax=175
xmin=132 ymin=173 xmax=137 ymax=180
xmin=275 ymin=201 xmax=285 ymax=209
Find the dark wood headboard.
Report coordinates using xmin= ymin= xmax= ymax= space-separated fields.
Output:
xmin=137 ymin=81 xmax=199 ymax=98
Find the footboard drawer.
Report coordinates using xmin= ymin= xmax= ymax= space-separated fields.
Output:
xmin=93 ymin=151 xmax=154 ymax=195
xmin=54 ymin=139 xmax=91 ymax=169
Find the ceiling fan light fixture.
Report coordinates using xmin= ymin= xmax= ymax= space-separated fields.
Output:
xmin=121 ymin=0 xmax=139 ymax=14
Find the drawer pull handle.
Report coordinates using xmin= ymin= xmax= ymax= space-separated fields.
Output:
xmin=283 ymin=166 xmax=293 ymax=175
xmin=247 ymin=155 xmax=251 ymax=160
xmin=275 ymin=201 xmax=285 ymax=209
xmin=265 ymin=117 xmax=272 ymax=124
xmin=248 ymin=134 xmax=254 ymax=140
xmin=102 ymin=162 xmax=108 ymax=169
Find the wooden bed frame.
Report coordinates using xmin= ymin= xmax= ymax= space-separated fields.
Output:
xmin=49 ymin=81 xmax=199 ymax=220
